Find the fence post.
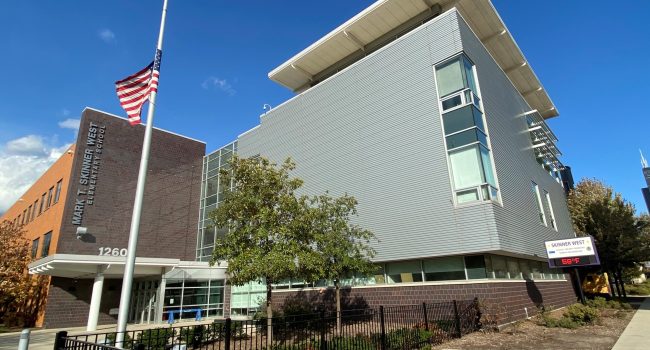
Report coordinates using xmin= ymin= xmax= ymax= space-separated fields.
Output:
xmin=473 ymin=297 xmax=482 ymax=330
xmin=379 ymin=306 xmax=387 ymax=350
xmin=224 ymin=318 xmax=232 ymax=350
xmin=53 ymin=331 xmax=67 ymax=350
xmin=422 ymin=303 xmax=429 ymax=331
xmin=319 ymin=310 xmax=326 ymax=350
xmin=453 ymin=300 xmax=462 ymax=338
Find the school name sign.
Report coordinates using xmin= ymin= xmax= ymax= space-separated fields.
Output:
xmin=545 ymin=236 xmax=600 ymax=268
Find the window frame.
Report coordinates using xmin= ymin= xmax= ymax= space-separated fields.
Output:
xmin=42 ymin=232 xmax=52 ymax=258
xmin=433 ymin=53 xmax=501 ymax=206
xmin=544 ymin=190 xmax=557 ymax=230
xmin=531 ymin=182 xmax=547 ymax=226
xmin=54 ymin=179 xmax=63 ymax=204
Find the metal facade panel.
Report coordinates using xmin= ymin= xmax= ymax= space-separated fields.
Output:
xmin=456 ymin=16 xmax=574 ymax=258
xmin=238 ymin=10 xmax=499 ymax=261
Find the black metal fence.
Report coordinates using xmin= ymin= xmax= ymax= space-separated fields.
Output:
xmin=55 ymin=298 xmax=480 ymax=350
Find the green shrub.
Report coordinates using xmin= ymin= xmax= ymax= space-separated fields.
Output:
xmin=134 ymin=328 xmax=175 ymax=350
xmin=384 ymin=328 xmax=433 ymax=350
xmin=563 ymin=304 xmax=599 ymax=325
xmin=104 ymin=333 xmax=133 ymax=349
xmin=626 ymin=281 xmax=650 ymax=295
xmin=586 ymin=297 xmax=608 ymax=309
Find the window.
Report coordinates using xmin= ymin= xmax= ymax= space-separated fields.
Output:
xmin=22 ymin=210 xmax=27 ymax=224
xmin=28 ymin=205 xmax=33 ymax=222
xmin=544 ymin=190 xmax=557 ymax=230
xmin=17 ymin=215 xmax=22 ymax=226
xmin=41 ymin=232 xmax=52 ymax=258
xmin=39 ymin=193 xmax=46 ymax=215
xmin=46 ymin=187 xmax=54 ymax=209
xmin=435 ymin=55 xmax=477 ymax=97
xmin=423 ymin=257 xmax=466 ymax=281
xmin=31 ymin=238 xmax=40 ymax=259
xmin=531 ymin=182 xmax=546 ymax=225
xmin=465 ymin=255 xmax=487 ymax=279
xmin=54 ymin=179 xmax=63 ymax=203
xmin=387 ymin=261 xmax=423 ymax=283
xmin=436 ymin=54 xmax=498 ymax=204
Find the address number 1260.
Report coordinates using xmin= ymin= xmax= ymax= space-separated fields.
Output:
xmin=98 ymin=247 xmax=128 ymax=257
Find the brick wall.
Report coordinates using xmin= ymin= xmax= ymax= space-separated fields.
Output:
xmin=43 ymin=277 xmax=122 ymax=328
xmin=271 ymin=279 xmax=577 ymax=325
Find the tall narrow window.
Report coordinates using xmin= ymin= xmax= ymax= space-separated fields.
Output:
xmin=54 ymin=179 xmax=63 ymax=203
xmin=544 ymin=190 xmax=557 ymax=230
xmin=46 ymin=187 xmax=54 ymax=209
xmin=435 ymin=54 xmax=498 ymax=204
xmin=31 ymin=201 xmax=38 ymax=221
xmin=31 ymin=238 xmax=40 ymax=259
xmin=27 ymin=205 xmax=33 ymax=223
xmin=39 ymin=193 xmax=46 ymax=215
xmin=531 ymin=182 xmax=546 ymax=225
xmin=42 ymin=232 xmax=52 ymax=258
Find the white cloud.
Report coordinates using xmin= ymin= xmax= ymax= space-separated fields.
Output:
xmin=62 ymin=108 xmax=70 ymax=117
xmin=58 ymin=118 xmax=80 ymax=130
xmin=98 ymin=28 xmax=116 ymax=43
xmin=201 ymin=76 xmax=237 ymax=96
xmin=0 ymin=137 xmax=71 ymax=213
xmin=5 ymin=135 xmax=47 ymax=156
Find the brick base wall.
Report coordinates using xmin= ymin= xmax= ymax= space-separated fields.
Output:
xmin=271 ymin=279 xmax=577 ymax=325
xmin=43 ymin=277 xmax=122 ymax=328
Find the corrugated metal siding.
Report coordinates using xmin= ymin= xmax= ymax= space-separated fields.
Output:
xmin=238 ymin=10 xmax=499 ymax=261
xmin=456 ymin=15 xmax=574 ymax=258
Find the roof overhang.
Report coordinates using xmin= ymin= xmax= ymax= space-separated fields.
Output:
xmin=268 ymin=0 xmax=558 ymax=119
xmin=27 ymin=254 xmax=223 ymax=279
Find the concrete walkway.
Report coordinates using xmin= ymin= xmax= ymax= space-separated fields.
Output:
xmin=0 ymin=319 xmax=216 ymax=350
xmin=612 ymin=296 xmax=650 ymax=350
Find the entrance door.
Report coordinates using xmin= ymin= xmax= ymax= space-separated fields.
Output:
xmin=129 ymin=280 xmax=159 ymax=323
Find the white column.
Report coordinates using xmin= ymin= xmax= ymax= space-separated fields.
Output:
xmin=156 ymin=267 xmax=167 ymax=323
xmin=87 ymin=269 xmax=105 ymax=331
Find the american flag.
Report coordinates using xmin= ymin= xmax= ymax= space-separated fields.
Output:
xmin=115 ymin=49 xmax=162 ymax=125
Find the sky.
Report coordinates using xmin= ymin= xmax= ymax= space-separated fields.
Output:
xmin=0 ymin=0 xmax=649 ymax=215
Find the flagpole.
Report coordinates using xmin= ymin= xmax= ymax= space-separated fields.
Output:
xmin=115 ymin=0 xmax=169 ymax=346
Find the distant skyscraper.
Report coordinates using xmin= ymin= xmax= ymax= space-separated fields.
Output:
xmin=641 ymin=151 xmax=650 ymax=213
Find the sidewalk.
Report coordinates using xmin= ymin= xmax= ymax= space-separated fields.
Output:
xmin=612 ymin=296 xmax=650 ymax=350
xmin=0 ymin=319 xmax=216 ymax=350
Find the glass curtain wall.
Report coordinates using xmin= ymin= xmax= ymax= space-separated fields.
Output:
xmin=435 ymin=54 xmax=498 ymax=204
xmin=162 ymin=269 xmax=225 ymax=321
xmin=197 ymin=141 xmax=237 ymax=261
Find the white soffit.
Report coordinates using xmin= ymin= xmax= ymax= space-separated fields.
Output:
xmin=268 ymin=0 xmax=558 ymax=119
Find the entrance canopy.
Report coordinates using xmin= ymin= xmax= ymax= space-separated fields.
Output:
xmin=27 ymin=254 xmax=222 ymax=279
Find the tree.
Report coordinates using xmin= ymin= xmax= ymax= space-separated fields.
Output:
xmin=567 ymin=179 xmax=650 ymax=296
xmin=307 ymin=194 xmax=376 ymax=334
xmin=0 ymin=220 xmax=33 ymax=325
xmin=210 ymin=156 xmax=314 ymax=342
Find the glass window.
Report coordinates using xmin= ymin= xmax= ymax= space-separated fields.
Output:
xmin=28 ymin=205 xmax=33 ymax=222
xmin=479 ymin=146 xmax=496 ymax=186
xmin=46 ymin=187 xmax=54 ymax=208
xmin=544 ymin=190 xmax=557 ymax=230
xmin=449 ymin=146 xmax=483 ymax=189
xmin=489 ymin=255 xmax=508 ymax=279
xmin=386 ymin=261 xmax=422 ymax=283
xmin=39 ymin=194 xmax=46 ymax=215
xmin=442 ymin=105 xmax=485 ymax=135
xmin=507 ymin=258 xmax=522 ymax=279
xmin=531 ymin=261 xmax=544 ymax=280
xmin=423 ymin=256 xmax=466 ymax=281
xmin=519 ymin=260 xmax=532 ymax=279
xmin=436 ymin=59 xmax=465 ymax=97
xmin=465 ymin=255 xmax=487 ymax=279
xmin=446 ymin=128 xmax=487 ymax=149
xmin=531 ymin=182 xmax=546 ymax=225
xmin=435 ymin=55 xmax=477 ymax=98
xmin=441 ymin=94 xmax=463 ymax=111
xmin=54 ymin=179 xmax=63 ymax=203
xmin=42 ymin=232 xmax=52 ymax=258
xmin=31 ymin=238 xmax=39 ymax=259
